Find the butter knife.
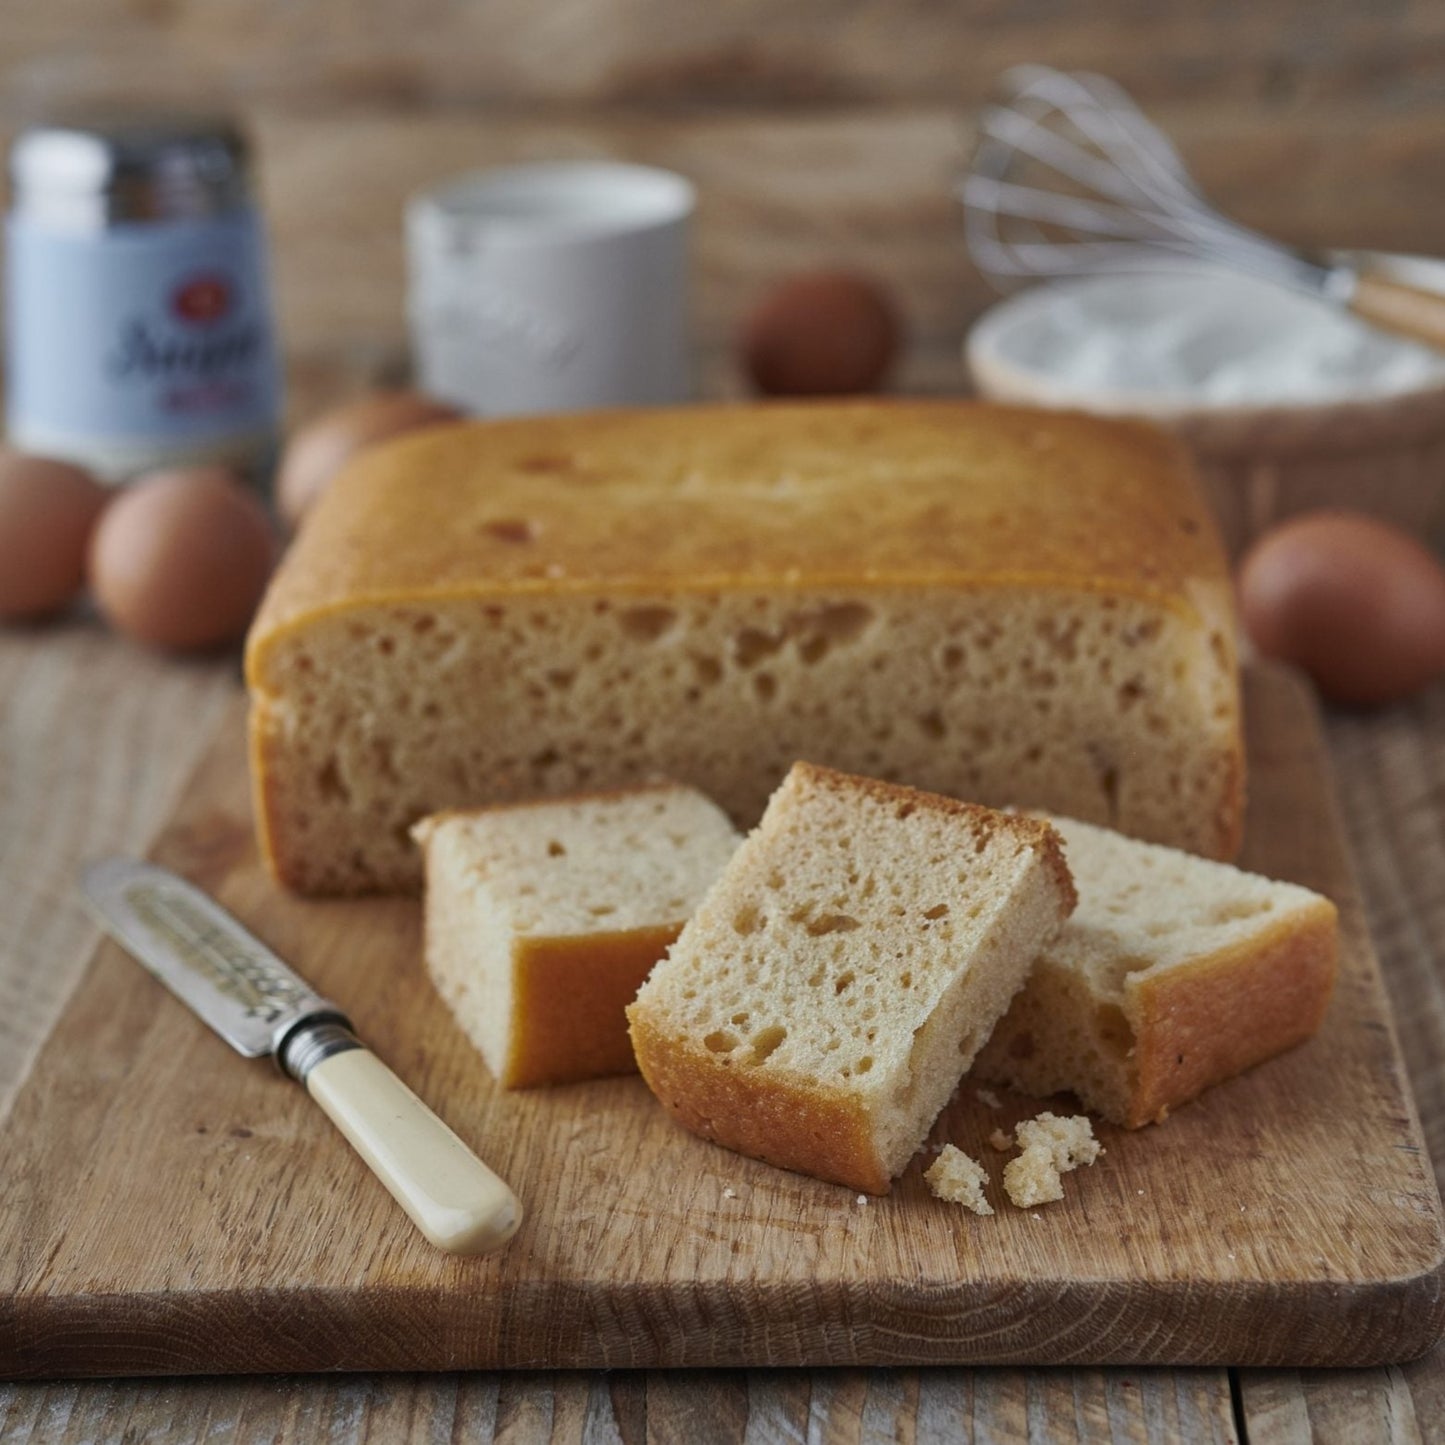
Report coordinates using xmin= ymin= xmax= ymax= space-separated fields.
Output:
xmin=79 ymin=859 xmax=522 ymax=1256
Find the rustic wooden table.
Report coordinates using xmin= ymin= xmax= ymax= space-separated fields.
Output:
xmin=1 ymin=604 xmax=1444 ymax=1440
xmin=4 ymin=0 xmax=1445 ymax=1430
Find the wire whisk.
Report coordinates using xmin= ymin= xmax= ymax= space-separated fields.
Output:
xmin=960 ymin=65 xmax=1445 ymax=352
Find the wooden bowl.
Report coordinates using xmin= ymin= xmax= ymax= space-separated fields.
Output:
xmin=966 ymin=265 xmax=1445 ymax=560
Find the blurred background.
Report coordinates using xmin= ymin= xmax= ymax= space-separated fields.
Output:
xmin=6 ymin=0 xmax=1444 ymax=402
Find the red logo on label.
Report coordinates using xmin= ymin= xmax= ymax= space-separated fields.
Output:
xmin=172 ymin=274 xmax=233 ymax=325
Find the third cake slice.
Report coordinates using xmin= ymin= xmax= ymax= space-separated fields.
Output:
xmin=974 ymin=815 xmax=1338 ymax=1126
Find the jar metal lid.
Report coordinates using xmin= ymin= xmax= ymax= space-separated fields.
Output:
xmin=9 ymin=114 xmax=253 ymax=228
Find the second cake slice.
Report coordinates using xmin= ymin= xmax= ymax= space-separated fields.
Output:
xmin=628 ymin=762 xmax=1077 ymax=1194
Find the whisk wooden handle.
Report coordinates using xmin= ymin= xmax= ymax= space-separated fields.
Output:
xmin=1349 ymin=272 xmax=1445 ymax=354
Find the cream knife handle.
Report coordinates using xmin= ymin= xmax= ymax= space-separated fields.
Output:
xmin=303 ymin=1045 xmax=522 ymax=1256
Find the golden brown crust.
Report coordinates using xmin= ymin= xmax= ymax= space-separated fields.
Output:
xmin=627 ymin=1011 xmax=892 ymax=1194
xmin=1126 ymin=898 xmax=1340 ymax=1127
xmin=1198 ymin=587 xmax=1246 ymax=860
xmin=1030 ymin=830 xmax=1078 ymax=923
xmin=245 ymin=400 xmax=1231 ymax=688
xmin=502 ymin=926 xmax=682 ymax=1088
xmin=249 ymin=700 xmax=304 ymax=892
xmin=1212 ymin=736 xmax=1247 ymax=862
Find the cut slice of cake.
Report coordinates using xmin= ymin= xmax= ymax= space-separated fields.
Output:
xmin=973 ymin=815 xmax=1338 ymax=1127
xmin=627 ymin=762 xmax=1077 ymax=1194
xmin=414 ymin=783 xmax=740 ymax=1088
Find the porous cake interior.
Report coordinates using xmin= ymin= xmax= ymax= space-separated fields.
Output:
xmin=631 ymin=764 xmax=1073 ymax=1181
xmin=419 ymin=825 xmax=516 ymax=1075
xmin=252 ymin=586 xmax=1237 ymax=893
xmin=974 ymin=815 xmax=1332 ymax=1122
xmin=421 ymin=785 xmax=738 ymax=937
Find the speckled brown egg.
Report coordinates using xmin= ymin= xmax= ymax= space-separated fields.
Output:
xmin=88 ymin=467 xmax=277 ymax=652
xmin=277 ymin=390 xmax=462 ymax=529
xmin=1239 ymin=511 xmax=1445 ymax=706
xmin=0 ymin=451 xmax=108 ymax=621
xmin=741 ymin=271 xmax=901 ymax=396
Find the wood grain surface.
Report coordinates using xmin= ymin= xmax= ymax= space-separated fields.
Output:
xmin=0 ymin=1366 xmax=1245 ymax=1444
xmin=0 ymin=623 xmax=236 ymax=1122
xmin=5 ymin=0 xmax=1442 ymax=113
xmin=5 ymin=0 xmax=1445 ymax=1424
xmin=220 ymin=102 xmax=1445 ymax=375
xmin=2 ymin=665 xmax=1441 ymax=1380
xmin=4 ymin=4 xmax=1445 ymax=385
xmin=5 ymin=627 xmax=1445 ymax=1438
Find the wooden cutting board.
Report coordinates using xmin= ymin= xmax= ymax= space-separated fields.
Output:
xmin=2 ymin=666 xmax=1443 ymax=1378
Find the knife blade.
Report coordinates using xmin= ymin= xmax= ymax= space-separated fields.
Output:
xmin=79 ymin=859 xmax=522 ymax=1256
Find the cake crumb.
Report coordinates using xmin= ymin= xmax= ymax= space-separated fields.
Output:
xmin=976 ymin=1088 xmax=1003 ymax=1110
xmin=1004 ymin=1144 xmax=1065 ymax=1208
xmin=924 ymin=1145 xmax=995 ymax=1216
xmin=722 ymin=1187 xmax=737 ymax=1200
xmin=1014 ymin=1112 xmax=1102 ymax=1171
xmin=988 ymin=1128 xmax=1014 ymax=1152
xmin=1001 ymin=1112 xmax=1101 ymax=1209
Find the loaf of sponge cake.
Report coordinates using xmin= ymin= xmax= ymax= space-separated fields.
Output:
xmin=245 ymin=400 xmax=1243 ymax=895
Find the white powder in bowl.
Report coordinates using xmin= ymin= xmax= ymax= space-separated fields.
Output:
xmin=966 ymin=270 xmax=1445 ymax=415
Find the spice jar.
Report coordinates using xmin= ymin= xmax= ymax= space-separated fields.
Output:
xmin=5 ymin=115 xmax=282 ymax=484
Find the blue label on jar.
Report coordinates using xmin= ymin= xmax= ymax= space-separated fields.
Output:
xmin=4 ymin=211 xmax=282 ymax=447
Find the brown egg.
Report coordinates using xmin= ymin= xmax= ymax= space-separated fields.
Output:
xmin=277 ymin=390 xmax=461 ymax=529
xmin=741 ymin=271 xmax=900 ymax=396
xmin=89 ymin=467 xmax=277 ymax=652
xmin=1238 ymin=511 xmax=1445 ymax=706
xmin=0 ymin=450 xmax=108 ymax=620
